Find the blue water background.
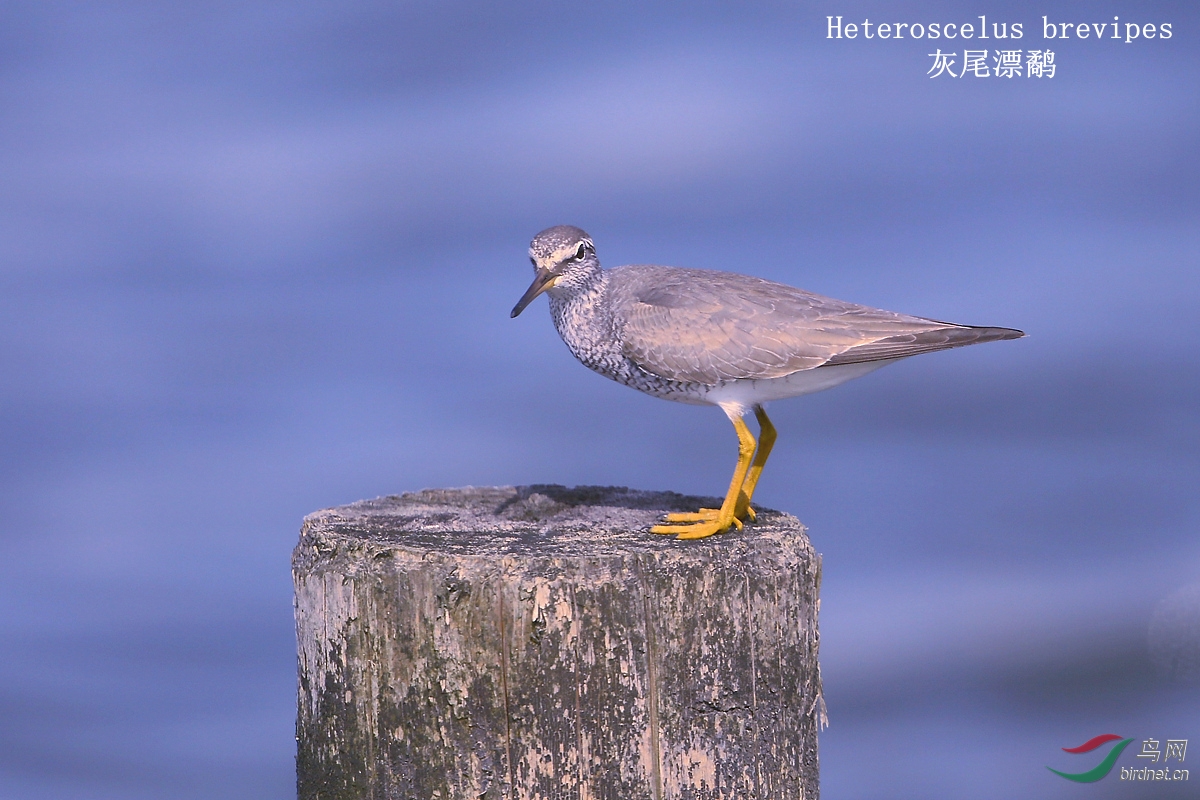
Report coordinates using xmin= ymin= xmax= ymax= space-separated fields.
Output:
xmin=1 ymin=3 xmax=1197 ymax=798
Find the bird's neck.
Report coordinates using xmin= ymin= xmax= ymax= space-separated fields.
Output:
xmin=546 ymin=267 xmax=618 ymax=368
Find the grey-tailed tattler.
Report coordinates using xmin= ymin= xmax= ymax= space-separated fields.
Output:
xmin=511 ymin=225 xmax=1023 ymax=539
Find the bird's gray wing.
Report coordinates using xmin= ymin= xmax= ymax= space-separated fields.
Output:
xmin=609 ymin=265 xmax=1020 ymax=384
xmin=822 ymin=324 xmax=1024 ymax=366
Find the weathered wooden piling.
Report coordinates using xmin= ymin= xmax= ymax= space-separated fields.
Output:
xmin=293 ymin=485 xmax=822 ymax=799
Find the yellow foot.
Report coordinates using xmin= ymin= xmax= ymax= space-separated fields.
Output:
xmin=649 ymin=519 xmax=732 ymax=539
xmin=660 ymin=502 xmax=755 ymax=525
xmin=659 ymin=507 xmax=720 ymax=523
xmin=650 ymin=510 xmax=743 ymax=539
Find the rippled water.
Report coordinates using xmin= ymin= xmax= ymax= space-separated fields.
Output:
xmin=1 ymin=4 xmax=1197 ymax=798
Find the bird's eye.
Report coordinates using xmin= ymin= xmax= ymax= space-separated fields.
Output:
xmin=574 ymin=244 xmax=588 ymax=260
xmin=530 ymin=257 xmax=536 ymax=267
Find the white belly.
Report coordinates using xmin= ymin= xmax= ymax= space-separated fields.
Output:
xmin=696 ymin=359 xmax=898 ymax=416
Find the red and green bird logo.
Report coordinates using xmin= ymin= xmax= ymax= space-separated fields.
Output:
xmin=1048 ymin=734 xmax=1134 ymax=782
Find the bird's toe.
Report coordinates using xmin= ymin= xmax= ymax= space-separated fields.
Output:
xmin=649 ymin=514 xmax=739 ymax=539
xmin=661 ymin=508 xmax=720 ymax=523
xmin=673 ymin=521 xmax=727 ymax=540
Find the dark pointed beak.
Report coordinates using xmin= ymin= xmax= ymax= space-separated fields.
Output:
xmin=510 ymin=268 xmax=557 ymax=318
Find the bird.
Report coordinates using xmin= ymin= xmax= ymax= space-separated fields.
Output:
xmin=510 ymin=225 xmax=1023 ymax=540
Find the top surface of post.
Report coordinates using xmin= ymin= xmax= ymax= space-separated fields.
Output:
xmin=296 ymin=484 xmax=812 ymax=564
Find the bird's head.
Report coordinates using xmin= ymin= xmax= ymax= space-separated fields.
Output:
xmin=510 ymin=225 xmax=598 ymax=318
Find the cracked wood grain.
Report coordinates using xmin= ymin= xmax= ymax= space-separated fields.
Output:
xmin=294 ymin=485 xmax=822 ymax=800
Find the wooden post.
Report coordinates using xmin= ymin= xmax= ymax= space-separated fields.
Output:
xmin=293 ymin=485 xmax=822 ymax=800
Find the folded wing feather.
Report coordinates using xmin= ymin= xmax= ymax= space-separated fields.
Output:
xmin=610 ymin=265 xmax=1021 ymax=385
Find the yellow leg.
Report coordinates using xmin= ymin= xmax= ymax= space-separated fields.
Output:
xmin=658 ymin=406 xmax=776 ymax=529
xmin=650 ymin=414 xmax=757 ymax=539
xmin=734 ymin=406 xmax=776 ymax=520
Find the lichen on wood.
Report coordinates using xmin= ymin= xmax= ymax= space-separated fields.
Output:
xmin=294 ymin=485 xmax=822 ymax=799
